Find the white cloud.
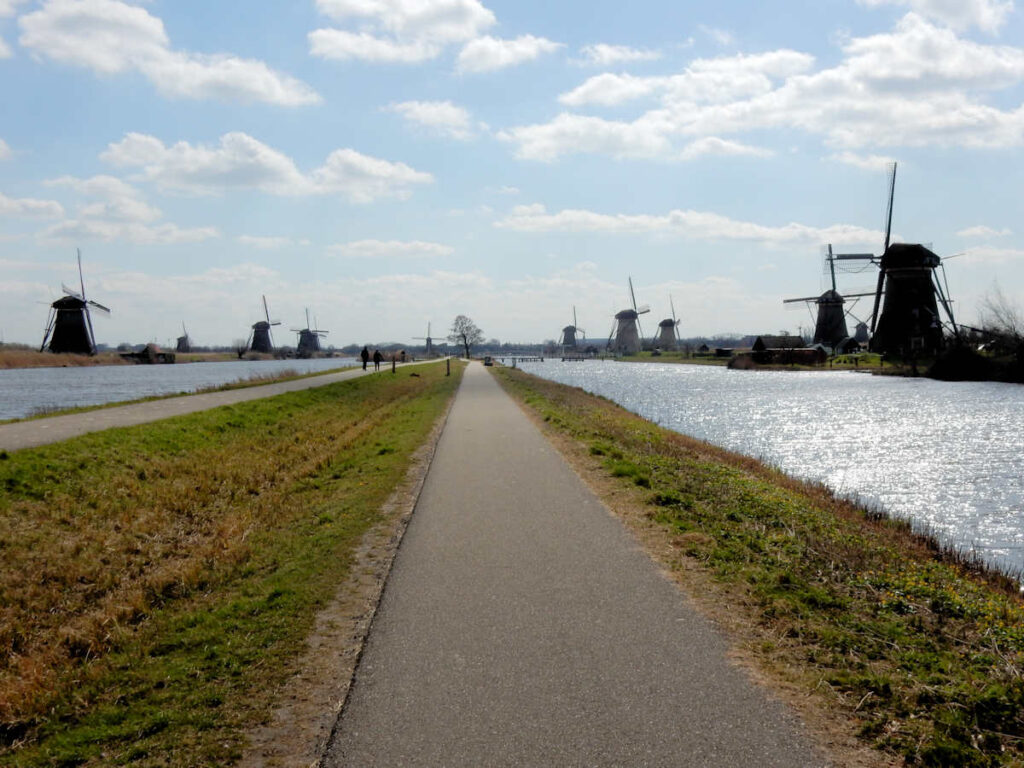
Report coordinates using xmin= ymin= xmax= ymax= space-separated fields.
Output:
xmin=310 ymin=0 xmax=494 ymax=64
xmin=962 ymin=245 xmax=1024 ymax=262
xmin=40 ymin=174 xmax=218 ymax=244
xmin=678 ymin=137 xmax=774 ymax=160
xmin=101 ymin=132 xmax=434 ymax=202
xmin=699 ymin=25 xmax=736 ymax=47
xmin=0 ymin=138 xmax=10 ymax=159
xmin=495 ymin=203 xmax=883 ymax=247
xmin=0 ymin=0 xmax=29 ymax=15
xmin=0 ymin=191 xmax=64 ymax=218
xmin=456 ymin=34 xmax=563 ymax=73
xmin=0 ymin=37 xmax=11 ymax=58
xmin=328 ymin=239 xmax=455 ymax=258
xmin=856 ymin=0 xmax=1014 ymax=32
xmin=956 ymin=224 xmax=1013 ymax=237
xmin=577 ymin=43 xmax=661 ymax=66
xmin=828 ymin=151 xmax=897 ymax=170
xmin=510 ymin=16 xmax=1024 ymax=161
xmin=386 ymin=100 xmax=479 ymax=139
xmin=19 ymin=0 xmax=320 ymax=105
xmin=237 ymin=235 xmax=297 ymax=250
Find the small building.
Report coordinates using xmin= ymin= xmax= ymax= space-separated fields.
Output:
xmin=752 ymin=335 xmax=806 ymax=352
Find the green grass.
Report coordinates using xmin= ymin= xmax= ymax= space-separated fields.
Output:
xmin=493 ymin=364 xmax=1024 ymax=766
xmin=0 ymin=361 xmax=463 ymax=766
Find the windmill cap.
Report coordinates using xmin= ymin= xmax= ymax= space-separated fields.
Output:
xmin=658 ymin=318 xmax=676 ymax=328
xmin=882 ymin=243 xmax=940 ymax=269
xmin=615 ymin=309 xmax=638 ymax=320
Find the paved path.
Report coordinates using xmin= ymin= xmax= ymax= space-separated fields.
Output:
xmin=0 ymin=360 xmax=435 ymax=452
xmin=325 ymin=363 xmax=828 ymax=767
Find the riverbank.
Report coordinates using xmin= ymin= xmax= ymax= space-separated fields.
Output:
xmin=0 ymin=347 xmax=129 ymax=369
xmin=493 ymin=365 xmax=1024 ymax=766
xmin=0 ymin=360 xmax=464 ymax=766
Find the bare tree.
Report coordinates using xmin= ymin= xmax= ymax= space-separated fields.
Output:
xmin=233 ymin=338 xmax=249 ymax=359
xmin=449 ymin=315 xmax=484 ymax=358
xmin=979 ymin=285 xmax=1023 ymax=344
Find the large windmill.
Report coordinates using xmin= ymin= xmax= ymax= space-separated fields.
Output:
xmin=783 ymin=246 xmax=876 ymax=349
xmin=249 ymin=295 xmax=281 ymax=354
xmin=413 ymin=322 xmax=434 ymax=356
xmin=833 ymin=163 xmax=959 ymax=357
xmin=292 ymin=308 xmax=328 ymax=357
xmin=654 ymin=295 xmax=681 ymax=350
xmin=176 ymin=322 xmax=192 ymax=353
xmin=40 ymin=249 xmax=110 ymax=355
xmin=560 ymin=306 xmax=585 ymax=350
xmin=608 ymin=277 xmax=650 ymax=355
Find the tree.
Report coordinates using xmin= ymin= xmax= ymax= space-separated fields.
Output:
xmin=979 ymin=285 xmax=1024 ymax=361
xmin=449 ymin=315 xmax=484 ymax=358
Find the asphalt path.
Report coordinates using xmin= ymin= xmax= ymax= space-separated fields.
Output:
xmin=0 ymin=360 xmax=434 ymax=452
xmin=325 ymin=362 xmax=828 ymax=767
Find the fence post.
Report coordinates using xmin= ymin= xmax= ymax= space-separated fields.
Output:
xmin=446 ymin=357 xmax=450 ymax=376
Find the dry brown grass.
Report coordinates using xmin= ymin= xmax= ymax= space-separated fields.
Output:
xmin=0 ymin=347 xmax=128 ymax=369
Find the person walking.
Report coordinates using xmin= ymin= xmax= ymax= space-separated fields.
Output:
xmin=360 ymin=345 xmax=370 ymax=370
xmin=373 ymin=348 xmax=383 ymax=371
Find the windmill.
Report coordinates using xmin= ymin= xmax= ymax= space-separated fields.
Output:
xmin=291 ymin=308 xmax=328 ymax=358
xmin=654 ymin=295 xmax=681 ymax=350
xmin=176 ymin=322 xmax=192 ymax=353
xmin=249 ymin=295 xmax=281 ymax=354
xmin=560 ymin=306 xmax=585 ymax=350
xmin=608 ymin=277 xmax=650 ymax=355
xmin=783 ymin=245 xmax=876 ymax=350
xmin=833 ymin=162 xmax=959 ymax=357
xmin=40 ymin=249 xmax=110 ymax=355
xmin=413 ymin=322 xmax=434 ymax=356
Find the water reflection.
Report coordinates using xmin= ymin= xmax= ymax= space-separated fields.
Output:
xmin=519 ymin=360 xmax=1024 ymax=574
xmin=0 ymin=357 xmax=357 ymax=421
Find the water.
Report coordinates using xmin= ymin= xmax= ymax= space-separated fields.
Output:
xmin=518 ymin=360 xmax=1024 ymax=575
xmin=0 ymin=357 xmax=357 ymax=421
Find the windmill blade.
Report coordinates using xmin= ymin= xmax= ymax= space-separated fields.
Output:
xmin=883 ymin=161 xmax=897 ymax=253
xmin=636 ymin=304 xmax=651 ymax=315
xmin=61 ymin=283 xmax=84 ymax=301
xmin=572 ymin=305 xmax=577 ymax=330
xmin=270 ymin=320 xmax=281 ymax=326
xmin=263 ymin=295 xmax=271 ymax=323
xmin=628 ymin=276 xmax=638 ymax=313
xmin=87 ymin=299 xmax=111 ymax=315
xmin=783 ymin=296 xmax=820 ymax=304
xmin=669 ymin=294 xmax=677 ymax=324
xmin=77 ymin=248 xmax=87 ymax=303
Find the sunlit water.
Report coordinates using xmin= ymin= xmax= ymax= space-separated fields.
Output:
xmin=518 ymin=359 xmax=1024 ymax=575
xmin=0 ymin=357 xmax=357 ymax=421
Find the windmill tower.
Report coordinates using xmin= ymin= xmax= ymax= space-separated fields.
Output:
xmin=784 ymin=246 xmax=876 ymax=349
xmin=292 ymin=309 xmax=328 ymax=357
xmin=654 ymin=295 xmax=680 ymax=350
xmin=176 ymin=322 xmax=192 ymax=353
xmin=40 ymin=249 xmax=110 ymax=355
xmin=413 ymin=322 xmax=434 ymax=356
xmin=608 ymin=277 xmax=650 ymax=355
xmin=560 ymin=306 xmax=585 ymax=350
xmin=249 ymin=295 xmax=281 ymax=354
xmin=834 ymin=163 xmax=959 ymax=357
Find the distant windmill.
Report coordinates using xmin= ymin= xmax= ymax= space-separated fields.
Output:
xmin=249 ymin=295 xmax=281 ymax=354
xmin=40 ymin=249 xmax=110 ymax=355
xmin=833 ymin=162 xmax=959 ymax=357
xmin=608 ymin=277 xmax=650 ymax=355
xmin=560 ymin=306 xmax=585 ymax=349
xmin=654 ymin=295 xmax=681 ymax=350
xmin=413 ymin=322 xmax=434 ymax=356
xmin=176 ymin=322 xmax=192 ymax=353
xmin=291 ymin=308 xmax=328 ymax=358
xmin=783 ymin=245 xmax=876 ymax=350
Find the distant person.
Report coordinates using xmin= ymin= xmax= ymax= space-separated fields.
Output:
xmin=360 ymin=345 xmax=370 ymax=370
xmin=400 ymin=350 xmax=406 ymax=363
xmin=373 ymin=348 xmax=383 ymax=371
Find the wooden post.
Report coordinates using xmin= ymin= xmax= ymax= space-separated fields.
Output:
xmin=392 ymin=358 xmax=396 ymax=374
xmin=446 ymin=357 xmax=450 ymax=376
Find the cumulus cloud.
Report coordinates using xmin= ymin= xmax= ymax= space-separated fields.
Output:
xmin=0 ymin=138 xmax=10 ymax=160
xmin=956 ymin=224 xmax=1013 ymax=237
xmin=0 ymin=191 xmax=64 ymax=218
xmin=19 ymin=0 xmax=320 ymax=105
xmin=962 ymin=245 xmax=1024 ymax=262
xmin=828 ymin=151 xmax=897 ymax=170
xmin=101 ymin=132 xmax=433 ymax=202
xmin=0 ymin=37 xmax=10 ymax=58
xmin=41 ymin=174 xmax=218 ymax=244
xmin=495 ymin=203 xmax=883 ymax=247
xmin=678 ymin=137 xmax=774 ymax=160
xmin=856 ymin=0 xmax=1014 ymax=32
xmin=328 ymin=239 xmax=455 ymax=258
xmin=577 ymin=43 xmax=661 ymax=66
xmin=237 ymin=235 xmax=297 ymax=250
xmin=386 ymin=100 xmax=480 ymax=139
xmin=456 ymin=34 xmax=563 ymax=73
xmin=310 ymin=0 xmax=495 ymax=64
xmin=508 ymin=15 xmax=1024 ymax=161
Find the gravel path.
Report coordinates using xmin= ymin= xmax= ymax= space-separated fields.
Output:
xmin=324 ymin=362 xmax=829 ymax=767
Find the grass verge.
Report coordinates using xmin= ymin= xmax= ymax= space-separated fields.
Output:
xmin=492 ymin=365 xmax=1024 ymax=767
xmin=0 ymin=360 xmax=463 ymax=766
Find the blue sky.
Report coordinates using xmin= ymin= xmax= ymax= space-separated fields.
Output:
xmin=2 ymin=0 xmax=1023 ymax=348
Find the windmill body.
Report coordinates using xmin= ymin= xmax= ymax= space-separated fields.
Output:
xmin=811 ymin=290 xmax=849 ymax=347
xmin=870 ymin=244 xmax=946 ymax=356
xmin=292 ymin=308 xmax=328 ymax=358
xmin=609 ymin=278 xmax=650 ymax=355
xmin=41 ymin=251 xmax=110 ymax=355
xmin=655 ymin=318 xmax=679 ymax=350
xmin=560 ymin=307 xmax=585 ymax=350
xmin=250 ymin=295 xmax=281 ymax=354
xmin=413 ymin=322 xmax=434 ymax=355
xmin=176 ymin=322 xmax=192 ymax=353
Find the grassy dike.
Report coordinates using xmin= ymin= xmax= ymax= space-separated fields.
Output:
xmin=0 ymin=360 xmax=464 ymax=766
xmin=492 ymin=365 xmax=1024 ymax=767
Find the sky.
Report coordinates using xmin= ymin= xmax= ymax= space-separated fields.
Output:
xmin=1 ymin=0 xmax=1023 ymax=349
